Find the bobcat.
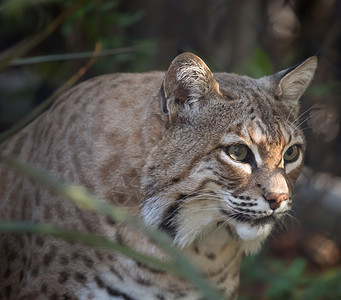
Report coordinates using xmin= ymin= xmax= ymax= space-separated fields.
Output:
xmin=0 ymin=52 xmax=317 ymax=299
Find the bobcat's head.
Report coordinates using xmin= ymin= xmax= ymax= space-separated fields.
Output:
xmin=142 ymin=52 xmax=317 ymax=253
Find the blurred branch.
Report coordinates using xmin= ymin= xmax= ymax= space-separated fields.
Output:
xmin=11 ymin=45 xmax=151 ymax=66
xmin=0 ymin=155 xmax=223 ymax=300
xmin=1 ymin=0 xmax=60 ymax=15
xmin=0 ymin=42 xmax=102 ymax=145
xmin=0 ymin=221 xmax=177 ymax=274
xmin=0 ymin=4 xmax=78 ymax=72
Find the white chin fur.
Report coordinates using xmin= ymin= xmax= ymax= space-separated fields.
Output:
xmin=235 ymin=222 xmax=273 ymax=255
xmin=235 ymin=223 xmax=272 ymax=241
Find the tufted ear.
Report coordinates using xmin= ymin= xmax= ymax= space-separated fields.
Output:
xmin=277 ymin=56 xmax=318 ymax=110
xmin=161 ymin=52 xmax=222 ymax=121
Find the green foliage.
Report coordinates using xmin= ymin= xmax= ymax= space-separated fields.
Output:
xmin=2 ymin=0 xmax=153 ymax=71
xmin=300 ymin=269 xmax=341 ymax=300
xmin=265 ymin=258 xmax=306 ymax=299
xmin=0 ymin=0 xmax=156 ymax=131
xmin=0 ymin=6 xmax=77 ymax=72
xmin=2 ymin=0 xmax=60 ymax=17
xmin=240 ymin=253 xmax=341 ymax=300
xmin=244 ymin=47 xmax=273 ymax=78
xmin=306 ymin=82 xmax=341 ymax=97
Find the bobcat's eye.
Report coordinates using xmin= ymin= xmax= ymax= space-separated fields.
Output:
xmin=284 ymin=145 xmax=299 ymax=163
xmin=227 ymin=144 xmax=249 ymax=162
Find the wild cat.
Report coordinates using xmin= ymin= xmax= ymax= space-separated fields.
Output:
xmin=0 ymin=52 xmax=317 ymax=299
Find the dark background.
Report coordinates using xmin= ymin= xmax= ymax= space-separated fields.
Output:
xmin=1 ymin=0 xmax=340 ymax=299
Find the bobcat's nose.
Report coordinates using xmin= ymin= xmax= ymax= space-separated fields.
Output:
xmin=265 ymin=192 xmax=289 ymax=210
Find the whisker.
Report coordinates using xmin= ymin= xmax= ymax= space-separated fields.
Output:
xmin=287 ymin=213 xmax=300 ymax=226
xmin=285 ymin=105 xmax=297 ymax=125
xmin=289 ymin=103 xmax=319 ymax=127
xmin=290 ymin=110 xmax=320 ymax=134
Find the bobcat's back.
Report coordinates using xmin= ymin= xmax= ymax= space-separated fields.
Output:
xmin=0 ymin=53 xmax=317 ymax=299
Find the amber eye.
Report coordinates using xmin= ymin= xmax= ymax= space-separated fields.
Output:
xmin=284 ymin=145 xmax=299 ymax=163
xmin=227 ymin=144 xmax=249 ymax=162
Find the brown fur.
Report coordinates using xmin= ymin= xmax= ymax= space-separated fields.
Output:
xmin=0 ymin=53 xmax=317 ymax=299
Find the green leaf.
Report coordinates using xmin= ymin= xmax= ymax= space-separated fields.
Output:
xmin=286 ymin=258 xmax=306 ymax=279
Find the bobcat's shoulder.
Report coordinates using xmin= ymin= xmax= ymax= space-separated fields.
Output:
xmin=0 ymin=53 xmax=317 ymax=299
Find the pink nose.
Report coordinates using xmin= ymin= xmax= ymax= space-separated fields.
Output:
xmin=265 ymin=193 xmax=289 ymax=210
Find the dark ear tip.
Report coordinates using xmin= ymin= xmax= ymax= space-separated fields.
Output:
xmin=176 ymin=48 xmax=185 ymax=55
xmin=313 ymin=51 xmax=322 ymax=61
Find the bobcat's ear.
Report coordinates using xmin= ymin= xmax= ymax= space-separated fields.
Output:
xmin=161 ymin=52 xmax=222 ymax=120
xmin=277 ymin=56 xmax=318 ymax=108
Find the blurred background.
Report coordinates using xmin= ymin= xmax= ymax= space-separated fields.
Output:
xmin=1 ymin=0 xmax=340 ymax=299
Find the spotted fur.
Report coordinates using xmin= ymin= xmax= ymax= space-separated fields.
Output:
xmin=0 ymin=53 xmax=317 ymax=299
